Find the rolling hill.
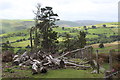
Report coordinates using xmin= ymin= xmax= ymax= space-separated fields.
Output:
xmin=0 ymin=21 xmax=119 ymax=53
xmin=1 ymin=19 xmax=110 ymax=33
xmin=76 ymin=20 xmax=109 ymax=26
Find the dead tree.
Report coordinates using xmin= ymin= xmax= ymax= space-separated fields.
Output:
xmin=13 ymin=49 xmax=92 ymax=75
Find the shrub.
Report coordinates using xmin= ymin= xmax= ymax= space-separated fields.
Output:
xmin=2 ymin=50 xmax=13 ymax=62
xmin=103 ymin=24 xmax=106 ymax=27
xmin=4 ymin=68 xmax=14 ymax=73
xmin=99 ymin=43 xmax=104 ymax=48
xmin=92 ymin=25 xmax=96 ymax=29
xmin=25 ymin=45 xmax=31 ymax=48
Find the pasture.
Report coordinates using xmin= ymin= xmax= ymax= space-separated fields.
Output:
xmin=0 ymin=21 xmax=119 ymax=53
xmin=1 ymin=20 xmax=119 ymax=79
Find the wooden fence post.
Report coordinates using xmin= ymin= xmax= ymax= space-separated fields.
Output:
xmin=81 ymin=49 xmax=84 ymax=60
xmin=96 ymin=50 xmax=99 ymax=74
xmin=90 ymin=47 xmax=93 ymax=61
xmin=30 ymin=28 xmax=33 ymax=51
xmin=86 ymin=48 xmax=88 ymax=60
xmin=109 ymin=50 xmax=113 ymax=71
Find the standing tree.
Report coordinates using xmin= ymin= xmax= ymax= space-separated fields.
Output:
xmin=63 ymin=33 xmax=72 ymax=51
xmin=30 ymin=3 xmax=59 ymax=53
xmin=76 ymin=31 xmax=86 ymax=48
xmin=62 ymin=31 xmax=86 ymax=52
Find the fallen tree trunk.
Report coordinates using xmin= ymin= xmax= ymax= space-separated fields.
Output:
xmin=13 ymin=51 xmax=92 ymax=75
xmin=64 ymin=61 xmax=91 ymax=68
xmin=58 ymin=49 xmax=81 ymax=59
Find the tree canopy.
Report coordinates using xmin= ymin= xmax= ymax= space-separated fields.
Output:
xmin=30 ymin=3 xmax=59 ymax=53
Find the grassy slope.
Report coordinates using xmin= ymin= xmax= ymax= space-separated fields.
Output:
xmin=2 ymin=68 xmax=103 ymax=78
xmin=1 ymin=19 xmax=34 ymax=33
xmin=91 ymin=41 xmax=119 ymax=53
xmin=1 ymin=22 xmax=118 ymax=43
xmin=33 ymin=69 xmax=103 ymax=78
xmin=86 ymin=22 xmax=118 ymax=28
xmin=0 ymin=21 xmax=119 ymax=53
xmin=1 ymin=21 xmax=119 ymax=78
xmin=2 ymin=62 xmax=103 ymax=78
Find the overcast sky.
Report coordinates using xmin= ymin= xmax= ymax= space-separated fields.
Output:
xmin=0 ymin=0 xmax=119 ymax=21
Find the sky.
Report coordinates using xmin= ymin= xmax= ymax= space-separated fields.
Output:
xmin=0 ymin=0 xmax=119 ymax=22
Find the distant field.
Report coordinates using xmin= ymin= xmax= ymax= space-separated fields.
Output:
xmin=87 ymin=22 xmax=118 ymax=28
xmin=0 ymin=21 xmax=119 ymax=53
xmin=86 ymin=34 xmax=98 ymax=38
xmin=91 ymin=41 xmax=119 ymax=54
xmin=91 ymin=41 xmax=119 ymax=48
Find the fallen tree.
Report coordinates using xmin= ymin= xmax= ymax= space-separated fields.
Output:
xmin=12 ymin=50 xmax=91 ymax=75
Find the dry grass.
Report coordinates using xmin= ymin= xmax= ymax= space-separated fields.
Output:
xmin=91 ymin=41 xmax=119 ymax=48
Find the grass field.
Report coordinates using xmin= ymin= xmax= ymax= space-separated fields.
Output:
xmin=1 ymin=21 xmax=119 ymax=79
xmin=2 ymin=57 xmax=110 ymax=78
xmin=91 ymin=41 xmax=119 ymax=54
xmin=2 ymin=62 xmax=104 ymax=78
xmin=0 ymin=21 xmax=119 ymax=53
xmin=87 ymin=22 xmax=118 ymax=28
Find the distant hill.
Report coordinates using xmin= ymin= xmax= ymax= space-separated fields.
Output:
xmin=56 ymin=20 xmax=109 ymax=27
xmin=1 ymin=19 xmax=110 ymax=33
xmin=55 ymin=20 xmax=81 ymax=27
xmin=75 ymin=20 xmax=109 ymax=26
xmin=1 ymin=19 xmax=34 ymax=34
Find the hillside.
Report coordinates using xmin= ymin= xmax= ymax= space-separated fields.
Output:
xmin=1 ymin=19 xmax=110 ymax=33
xmin=55 ymin=20 xmax=81 ymax=27
xmin=0 ymin=19 xmax=34 ymax=33
xmin=0 ymin=21 xmax=119 ymax=53
xmin=76 ymin=20 xmax=109 ymax=26
xmin=1 ymin=21 xmax=119 ymax=79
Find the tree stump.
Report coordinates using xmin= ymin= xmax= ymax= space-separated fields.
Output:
xmin=60 ymin=59 xmax=65 ymax=68
xmin=40 ymin=67 xmax=47 ymax=73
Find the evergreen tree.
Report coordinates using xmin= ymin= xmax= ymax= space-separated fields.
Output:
xmin=63 ymin=33 xmax=72 ymax=51
xmin=76 ymin=31 xmax=86 ymax=48
xmin=31 ymin=4 xmax=59 ymax=53
xmin=63 ymin=31 xmax=86 ymax=51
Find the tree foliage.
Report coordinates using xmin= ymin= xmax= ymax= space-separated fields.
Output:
xmin=63 ymin=33 xmax=72 ymax=51
xmin=76 ymin=31 xmax=86 ymax=48
xmin=31 ymin=3 xmax=59 ymax=53
xmin=63 ymin=31 xmax=86 ymax=52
